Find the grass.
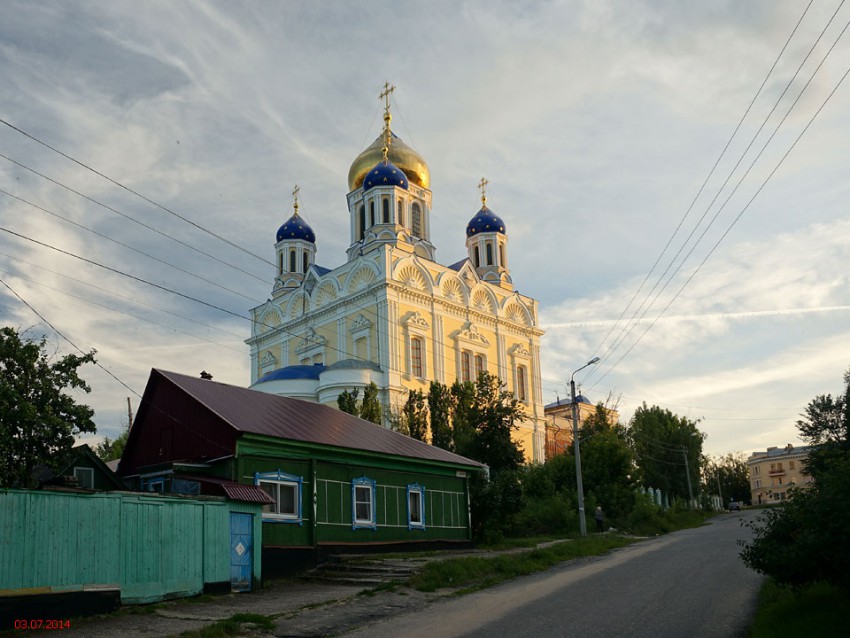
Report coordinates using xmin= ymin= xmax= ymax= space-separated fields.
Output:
xmin=748 ymin=580 xmax=850 ymax=638
xmin=410 ymin=534 xmax=635 ymax=593
xmin=176 ymin=613 xmax=275 ymax=638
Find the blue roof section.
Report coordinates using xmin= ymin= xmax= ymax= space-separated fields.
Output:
xmin=447 ymin=259 xmax=468 ymax=271
xmin=312 ymin=265 xmax=332 ymax=276
xmin=466 ymin=206 xmax=506 ymax=237
xmin=256 ymin=364 xmax=325 ymax=383
xmin=276 ymin=213 xmax=316 ymax=243
xmin=363 ymin=159 xmax=408 ymax=191
xmin=544 ymin=395 xmax=593 ymax=409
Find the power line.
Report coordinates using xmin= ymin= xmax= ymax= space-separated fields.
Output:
xmin=591 ymin=30 xmax=850 ymax=390
xmin=0 ymin=249 xmax=246 ymax=340
xmin=0 ymin=187 xmax=263 ymax=302
xmin=0 ymin=266 xmax=246 ymax=354
xmin=588 ymin=0 xmax=817 ymax=373
xmin=587 ymin=5 xmax=850 ymax=387
xmin=0 ymin=151 xmax=271 ymax=284
xmin=0 ymin=118 xmax=276 ymax=268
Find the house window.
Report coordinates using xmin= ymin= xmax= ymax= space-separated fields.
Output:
xmin=486 ymin=243 xmax=493 ymax=266
xmin=397 ymin=198 xmax=403 ymax=224
xmin=255 ymin=470 xmax=303 ymax=524
xmin=142 ymin=475 xmax=169 ymax=492
xmin=411 ymin=203 xmax=422 ymax=237
xmin=73 ymin=467 xmax=94 ymax=490
xmin=516 ymin=365 xmax=527 ymax=402
xmin=303 ymin=252 xmax=308 ymax=273
xmin=278 ymin=253 xmax=284 ymax=275
xmin=370 ymin=201 xmax=376 ymax=226
xmin=359 ymin=206 xmax=366 ymax=240
xmin=461 ymin=351 xmax=471 ymax=383
xmin=289 ymin=249 xmax=296 ymax=273
xmin=382 ymin=197 xmax=390 ymax=223
xmin=475 ymin=354 xmax=485 ymax=378
xmin=473 ymin=245 xmax=480 ymax=267
xmin=411 ymin=337 xmax=424 ymax=378
xmin=499 ymin=244 xmax=505 ymax=267
xmin=352 ymin=477 xmax=377 ymax=530
xmin=790 ymin=460 xmax=795 ymax=469
xmin=407 ymin=484 xmax=426 ymax=530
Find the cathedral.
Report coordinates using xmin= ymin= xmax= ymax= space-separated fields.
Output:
xmin=246 ymin=86 xmax=547 ymax=462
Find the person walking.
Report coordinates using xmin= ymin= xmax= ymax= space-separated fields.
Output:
xmin=594 ymin=505 xmax=604 ymax=533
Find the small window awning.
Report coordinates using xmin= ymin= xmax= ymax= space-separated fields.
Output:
xmin=176 ymin=473 xmax=274 ymax=505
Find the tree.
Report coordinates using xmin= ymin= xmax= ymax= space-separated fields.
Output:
xmin=451 ymin=379 xmax=477 ymax=458
xmin=0 ymin=327 xmax=97 ymax=488
xmin=577 ymin=416 xmax=635 ymax=521
xmin=359 ymin=382 xmax=382 ymax=424
xmin=740 ymin=366 xmax=850 ymax=588
xmin=337 ymin=388 xmax=359 ymax=415
xmin=703 ymin=453 xmax=750 ymax=505
xmin=402 ymin=389 xmax=428 ymax=442
xmin=464 ymin=372 xmax=525 ymax=473
xmin=627 ymin=403 xmax=705 ymax=502
xmin=428 ymin=381 xmax=454 ymax=451
xmin=94 ymin=427 xmax=129 ymax=462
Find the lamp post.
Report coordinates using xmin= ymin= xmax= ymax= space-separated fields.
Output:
xmin=571 ymin=356 xmax=599 ymax=536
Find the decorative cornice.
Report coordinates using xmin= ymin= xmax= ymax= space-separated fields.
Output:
xmin=509 ymin=343 xmax=532 ymax=359
xmin=404 ymin=311 xmax=430 ymax=331
xmin=295 ymin=327 xmax=328 ymax=355
xmin=260 ymin=351 xmax=277 ymax=368
xmin=451 ymin=320 xmax=490 ymax=346
xmin=350 ymin=313 xmax=373 ymax=333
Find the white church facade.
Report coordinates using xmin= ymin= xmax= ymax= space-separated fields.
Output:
xmin=246 ymin=86 xmax=547 ymax=462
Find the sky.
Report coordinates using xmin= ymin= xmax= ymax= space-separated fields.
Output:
xmin=1 ymin=0 xmax=849 ymax=459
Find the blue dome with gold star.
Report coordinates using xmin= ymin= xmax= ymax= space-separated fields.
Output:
xmin=466 ymin=206 xmax=506 ymax=237
xmin=276 ymin=212 xmax=315 ymax=243
xmin=363 ymin=159 xmax=408 ymax=192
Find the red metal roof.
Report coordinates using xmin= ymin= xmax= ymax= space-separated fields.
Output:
xmin=221 ymin=483 xmax=275 ymax=504
xmin=153 ymin=369 xmax=483 ymax=469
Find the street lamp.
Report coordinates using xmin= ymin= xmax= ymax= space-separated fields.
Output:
xmin=571 ymin=356 xmax=600 ymax=536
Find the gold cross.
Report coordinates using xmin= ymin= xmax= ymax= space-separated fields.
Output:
xmin=478 ymin=177 xmax=488 ymax=206
xmin=379 ymin=82 xmax=395 ymax=111
xmin=292 ymin=184 xmax=300 ymax=214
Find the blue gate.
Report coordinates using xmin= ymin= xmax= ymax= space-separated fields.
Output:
xmin=230 ymin=513 xmax=253 ymax=592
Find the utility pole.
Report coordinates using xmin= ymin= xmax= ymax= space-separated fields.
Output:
xmin=682 ymin=446 xmax=694 ymax=508
xmin=571 ymin=356 xmax=599 ymax=536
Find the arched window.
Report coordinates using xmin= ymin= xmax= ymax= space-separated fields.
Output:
xmin=382 ymin=198 xmax=390 ymax=223
xmin=411 ymin=337 xmax=424 ymax=378
xmin=486 ymin=243 xmax=493 ymax=266
xmin=358 ymin=206 xmax=366 ymax=240
xmin=499 ymin=244 xmax=505 ymax=267
xmin=411 ymin=203 xmax=422 ymax=238
xmin=278 ymin=253 xmax=284 ymax=275
xmin=302 ymin=251 xmax=308 ymax=273
xmin=289 ymin=249 xmax=296 ymax=273
xmin=370 ymin=201 xmax=375 ymax=226
xmin=461 ymin=351 xmax=471 ymax=383
xmin=475 ymin=354 xmax=485 ymax=378
xmin=473 ymin=246 xmax=480 ymax=267
xmin=516 ymin=365 xmax=527 ymax=402
xmin=397 ymin=198 xmax=403 ymax=225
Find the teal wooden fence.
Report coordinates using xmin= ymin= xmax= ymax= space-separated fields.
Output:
xmin=0 ymin=490 xmax=262 ymax=604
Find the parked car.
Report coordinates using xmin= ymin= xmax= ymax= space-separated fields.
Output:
xmin=728 ymin=501 xmax=741 ymax=511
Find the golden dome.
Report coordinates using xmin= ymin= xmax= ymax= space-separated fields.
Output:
xmin=348 ymin=131 xmax=430 ymax=192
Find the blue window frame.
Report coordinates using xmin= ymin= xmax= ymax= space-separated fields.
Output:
xmin=351 ymin=476 xmax=377 ymax=530
xmin=255 ymin=470 xmax=303 ymax=525
xmin=407 ymin=483 xmax=426 ymax=530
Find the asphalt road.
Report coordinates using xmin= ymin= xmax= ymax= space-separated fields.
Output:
xmin=344 ymin=510 xmax=763 ymax=638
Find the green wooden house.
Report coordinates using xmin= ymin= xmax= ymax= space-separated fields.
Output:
xmin=119 ymin=369 xmax=484 ymax=574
